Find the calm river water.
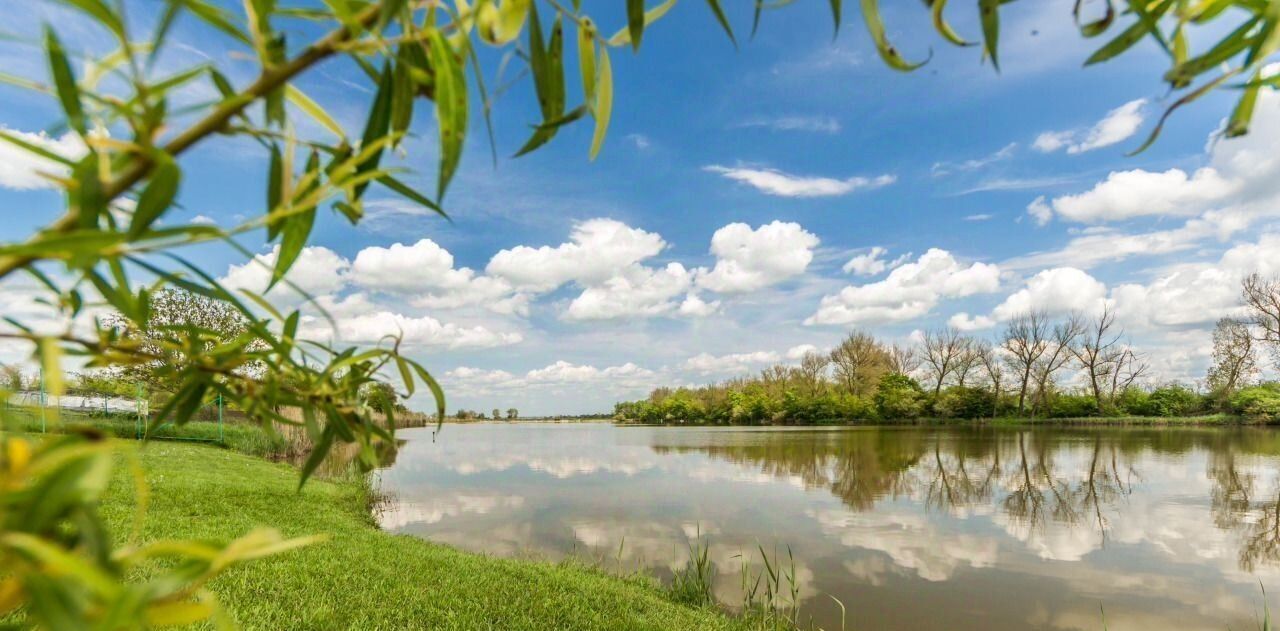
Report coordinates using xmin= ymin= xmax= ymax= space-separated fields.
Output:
xmin=376 ymin=422 xmax=1280 ymax=630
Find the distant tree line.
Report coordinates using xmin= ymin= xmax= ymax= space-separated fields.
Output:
xmin=616 ymin=275 xmax=1280 ymax=425
xmin=452 ymin=408 xmax=519 ymax=420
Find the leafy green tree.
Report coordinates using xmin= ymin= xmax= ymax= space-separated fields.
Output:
xmin=874 ymin=373 xmax=926 ymax=421
xmin=506 ymin=407 xmax=518 ymax=420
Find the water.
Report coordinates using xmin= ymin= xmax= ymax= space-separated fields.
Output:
xmin=376 ymin=422 xmax=1280 ymax=630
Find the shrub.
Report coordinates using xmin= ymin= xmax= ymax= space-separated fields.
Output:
xmin=1230 ymin=384 xmax=1280 ymax=421
xmin=932 ymin=386 xmax=995 ymax=419
xmin=1047 ymin=394 xmax=1099 ymax=418
xmin=875 ymin=373 xmax=926 ymax=420
xmin=1144 ymin=384 xmax=1206 ymax=417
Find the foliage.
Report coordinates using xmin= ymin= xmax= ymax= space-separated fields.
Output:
xmin=1047 ymin=393 xmax=1102 ymax=419
xmin=0 ymin=432 xmax=319 ymax=628
xmin=874 ymin=373 xmax=926 ymax=421
xmin=1231 ymin=383 xmax=1280 ymax=421
xmin=1142 ymin=384 xmax=1208 ymax=417
xmin=932 ymin=386 xmax=996 ymax=419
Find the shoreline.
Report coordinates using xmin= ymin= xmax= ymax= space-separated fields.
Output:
xmin=616 ymin=414 xmax=1266 ymax=428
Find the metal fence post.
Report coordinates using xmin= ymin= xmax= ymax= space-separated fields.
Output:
xmin=217 ymin=393 xmax=224 ymax=444
xmin=39 ymin=368 xmax=46 ymax=433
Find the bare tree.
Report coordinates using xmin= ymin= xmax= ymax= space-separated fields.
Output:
xmin=1107 ymin=348 xmax=1149 ymax=401
xmin=1002 ymin=311 xmax=1051 ymax=414
xmin=952 ymin=339 xmax=981 ymax=387
xmin=887 ymin=342 xmax=921 ymax=376
xmin=921 ymin=327 xmax=968 ymax=396
xmin=1069 ymin=305 xmax=1126 ymax=412
xmin=1242 ymin=273 xmax=1280 ymax=364
xmin=829 ymin=331 xmax=891 ymax=396
xmin=974 ymin=340 xmax=1004 ymax=419
xmin=1030 ymin=315 xmax=1085 ymax=415
xmin=1207 ymin=318 xmax=1258 ymax=395
xmin=795 ymin=351 xmax=830 ymax=397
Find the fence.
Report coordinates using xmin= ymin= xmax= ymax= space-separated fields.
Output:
xmin=2 ymin=377 xmax=224 ymax=444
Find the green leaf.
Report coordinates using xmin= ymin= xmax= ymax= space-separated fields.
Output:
xmin=73 ymin=154 xmax=104 ymax=231
xmin=978 ymin=0 xmax=1000 ymax=71
xmin=376 ymin=175 xmax=448 ymax=219
xmin=286 ymin=85 xmax=347 ymax=141
xmin=390 ymin=49 xmax=416 ymax=148
xmin=828 ymin=0 xmax=842 ymax=37
xmin=427 ymin=30 xmax=467 ymax=199
xmin=861 ymin=0 xmax=929 ymax=71
xmin=1227 ymin=69 xmax=1262 ymax=137
xmin=267 ymin=144 xmax=284 ymax=240
xmin=627 ymin=0 xmax=645 ymax=50
xmin=515 ymin=105 xmax=589 ymax=156
xmin=38 ymin=338 xmax=64 ymax=396
xmin=298 ymin=425 xmax=335 ymax=488
xmin=610 ymin=0 xmax=679 ymax=47
xmin=704 ymin=0 xmax=736 ymax=47
xmin=1086 ymin=0 xmax=1175 ymax=66
xmin=354 ymin=62 xmax=395 ymax=201
xmin=178 ymin=0 xmax=252 ymax=45
xmin=45 ymin=28 xmax=86 ymax=136
xmin=1073 ymin=0 xmax=1114 ymax=38
xmin=48 ymin=0 xmax=124 ymax=39
xmin=931 ymin=0 xmax=972 ymax=46
xmin=128 ymin=154 xmax=181 ymax=238
xmin=578 ymin=19 xmax=598 ymax=102
xmin=589 ymin=46 xmax=613 ymax=160
xmin=0 ymin=130 xmax=75 ymax=167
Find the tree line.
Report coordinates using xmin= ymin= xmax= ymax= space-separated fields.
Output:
xmin=615 ymin=275 xmax=1280 ymax=425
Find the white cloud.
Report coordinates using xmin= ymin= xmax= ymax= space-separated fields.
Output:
xmin=931 ymin=143 xmax=1016 ymax=176
xmin=0 ymin=128 xmax=85 ymax=190
xmin=683 ymin=351 xmax=781 ymax=375
xmin=991 ymin=267 xmax=1107 ymax=321
xmin=190 ymin=214 xmax=216 ymax=225
xmin=704 ymin=165 xmax=895 ymax=198
xmin=486 ymin=218 xmax=666 ymax=292
xmin=841 ymin=246 xmax=910 ymax=276
xmin=696 ymin=221 xmax=819 ymax=293
xmin=677 ymin=293 xmax=720 ymax=317
xmin=786 ymin=344 xmax=821 ymax=360
xmin=1040 ymin=167 xmax=1238 ymax=224
xmin=1033 ymin=98 xmax=1146 ymax=154
xmin=564 ymin=263 xmax=693 ymax=321
xmin=302 ymin=310 xmax=521 ymax=349
xmin=626 ymin=133 xmax=651 ymax=149
xmin=1029 ymin=90 xmax=1280 ymax=228
xmin=351 ymin=238 xmax=523 ymax=314
xmin=738 ymin=116 xmax=842 ymax=134
xmin=220 ymin=245 xmax=350 ymax=298
xmin=445 ymin=361 xmax=659 ymax=395
xmin=807 ymin=249 xmax=1002 ymax=326
xmin=947 ymin=312 xmax=996 ymax=331
xmin=1110 ymin=233 xmax=1280 ymax=329
xmin=964 ymin=214 xmax=994 ymax=222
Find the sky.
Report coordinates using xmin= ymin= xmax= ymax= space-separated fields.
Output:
xmin=1 ymin=1 xmax=1278 ymax=415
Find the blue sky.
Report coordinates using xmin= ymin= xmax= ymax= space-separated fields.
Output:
xmin=2 ymin=1 xmax=1278 ymax=414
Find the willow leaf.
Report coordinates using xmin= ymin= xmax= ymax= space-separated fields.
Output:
xmin=861 ymin=0 xmax=928 ymax=71
xmin=428 ymin=30 xmax=467 ymax=198
xmin=589 ymin=47 xmax=613 ymax=160
xmin=286 ymin=85 xmax=347 ymax=141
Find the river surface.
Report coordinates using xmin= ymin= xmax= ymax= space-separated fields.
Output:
xmin=375 ymin=422 xmax=1280 ymax=630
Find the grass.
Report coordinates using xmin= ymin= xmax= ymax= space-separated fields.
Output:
xmin=92 ymin=441 xmax=754 ymax=630
xmin=3 ymin=407 xmax=292 ymax=456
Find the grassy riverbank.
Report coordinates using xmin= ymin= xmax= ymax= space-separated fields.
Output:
xmin=621 ymin=413 xmax=1261 ymax=428
xmin=94 ymin=441 xmax=751 ymax=630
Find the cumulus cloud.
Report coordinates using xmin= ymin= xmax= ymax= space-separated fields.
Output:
xmin=0 ymin=128 xmax=85 ymax=190
xmin=1033 ymin=98 xmax=1146 ymax=154
xmin=683 ymin=351 xmax=781 ymax=374
xmin=677 ymin=293 xmax=721 ymax=317
xmin=947 ymin=312 xmax=996 ymax=331
xmin=564 ymin=263 xmax=693 ymax=321
xmin=351 ymin=238 xmax=523 ymax=314
xmin=220 ymin=245 xmax=350 ymax=298
xmin=991 ymin=267 xmax=1108 ymax=321
xmin=1028 ymin=90 xmax=1280 ymax=229
xmin=486 ymin=219 xmax=667 ymax=292
xmin=1110 ymin=233 xmax=1280 ymax=329
xmin=445 ymin=361 xmax=659 ymax=395
xmin=301 ymin=311 xmax=521 ymax=349
xmin=704 ymin=165 xmax=895 ymax=198
xmin=807 ymin=249 xmax=1002 ymax=326
xmin=842 ymin=246 xmax=910 ymax=276
xmin=696 ymin=221 xmax=819 ymax=293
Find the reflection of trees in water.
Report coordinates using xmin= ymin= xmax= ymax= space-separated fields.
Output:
xmin=1208 ymin=449 xmax=1280 ymax=572
xmin=661 ymin=427 xmax=1280 ymax=573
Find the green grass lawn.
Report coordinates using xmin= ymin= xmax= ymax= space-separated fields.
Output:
xmin=98 ymin=442 xmax=749 ymax=631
